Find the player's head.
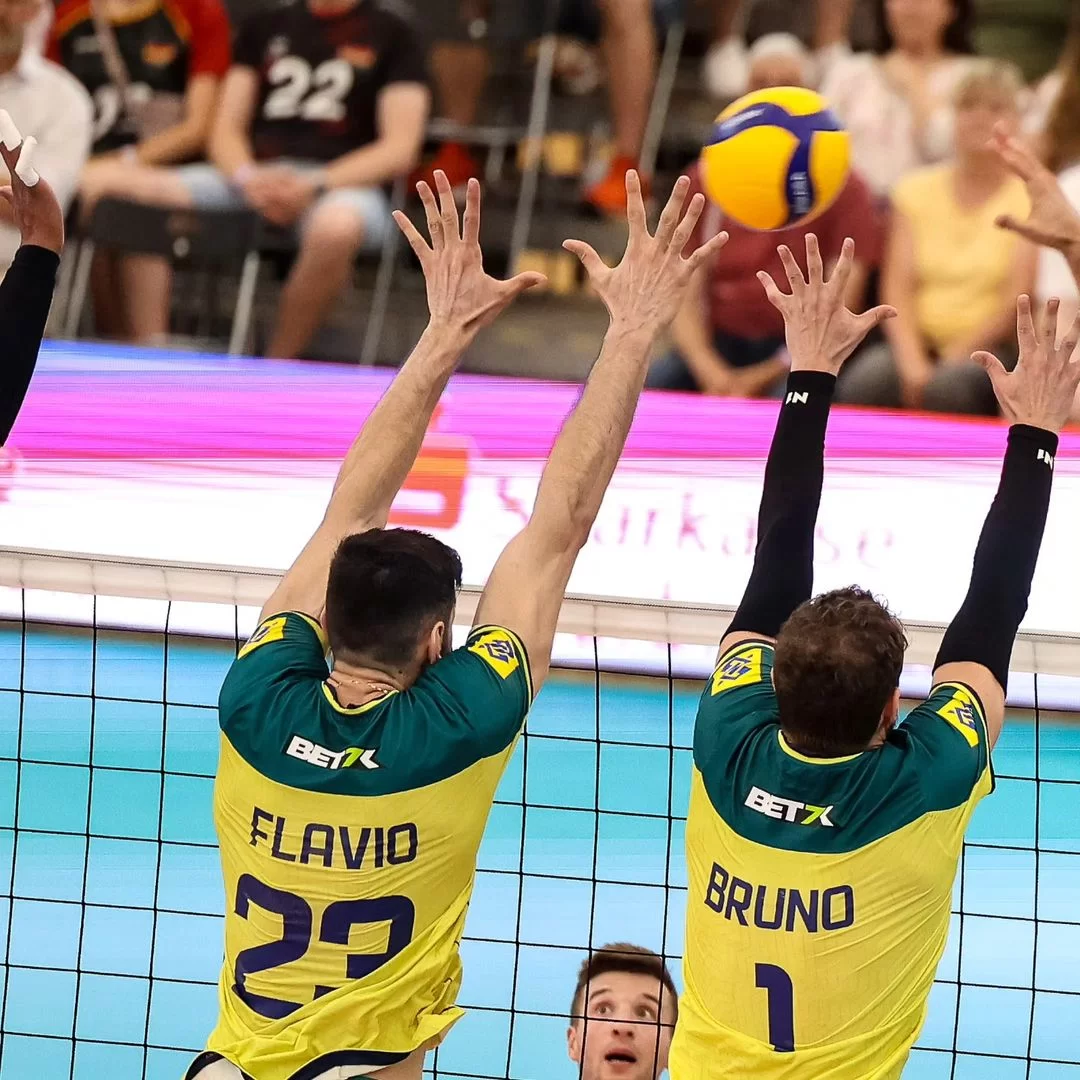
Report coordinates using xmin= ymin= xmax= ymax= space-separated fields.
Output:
xmin=567 ymin=943 xmax=678 ymax=1080
xmin=952 ymin=60 xmax=1024 ymax=159
xmin=876 ymin=0 xmax=974 ymax=56
xmin=325 ymin=528 xmax=462 ymax=683
xmin=0 ymin=0 xmax=40 ymax=53
xmin=747 ymin=33 xmax=811 ymax=91
xmin=773 ymin=586 xmax=908 ymax=756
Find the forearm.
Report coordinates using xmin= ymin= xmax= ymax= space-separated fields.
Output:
xmin=325 ymin=324 xmax=464 ymax=527
xmin=135 ymin=122 xmax=207 ymax=167
xmin=323 ymin=137 xmax=421 ymax=190
xmin=727 ymin=370 xmax=835 ymax=636
xmin=528 ymin=323 xmax=655 ymax=548
xmin=209 ymin=127 xmax=254 ymax=181
xmin=0 ymin=245 xmax=60 ymax=443
xmin=935 ymin=425 xmax=1056 ymax=688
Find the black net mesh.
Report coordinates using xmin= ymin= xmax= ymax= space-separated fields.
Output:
xmin=0 ymin=591 xmax=1078 ymax=1080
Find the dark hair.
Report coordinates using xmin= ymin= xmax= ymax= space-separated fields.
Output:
xmin=325 ymin=528 xmax=462 ymax=669
xmin=874 ymin=0 xmax=975 ymax=55
xmin=773 ymin=587 xmax=908 ymax=756
xmin=569 ymin=943 xmax=679 ymax=1023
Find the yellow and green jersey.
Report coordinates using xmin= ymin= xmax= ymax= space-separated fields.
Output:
xmin=207 ymin=612 xmax=531 ymax=1080
xmin=671 ymin=640 xmax=993 ymax=1080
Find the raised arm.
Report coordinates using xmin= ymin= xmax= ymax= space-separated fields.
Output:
xmin=718 ymin=235 xmax=895 ymax=660
xmin=934 ymin=296 xmax=1080 ymax=747
xmin=260 ymin=174 xmax=543 ymax=622
xmin=992 ymin=126 xmax=1080 ymax=288
xmin=472 ymin=174 xmax=729 ymax=692
xmin=0 ymin=112 xmax=65 ymax=446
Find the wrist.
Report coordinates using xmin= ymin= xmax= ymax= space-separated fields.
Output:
xmin=1010 ymin=422 xmax=1062 ymax=449
xmin=420 ymin=319 xmax=471 ymax=363
xmin=230 ymin=163 xmax=255 ymax=189
xmin=785 ymin=369 xmax=837 ymax=397
xmin=606 ymin=318 xmax=657 ymax=351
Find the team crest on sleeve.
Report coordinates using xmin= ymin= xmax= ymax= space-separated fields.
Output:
xmin=469 ymin=631 xmax=520 ymax=680
xmin=711 ymin=646 xmax=764 ymax=696
xmin=936 ymin=686 xmax=981 ymax=748
xmin=238 ymin=616 xmax=287 ymax=659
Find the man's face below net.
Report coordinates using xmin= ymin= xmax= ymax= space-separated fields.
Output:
xmin=568 ymin=971 xmax=676 ymax=1080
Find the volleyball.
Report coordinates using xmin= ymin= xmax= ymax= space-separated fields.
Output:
xmin=699 ymin=86 xmax=851 ymax=231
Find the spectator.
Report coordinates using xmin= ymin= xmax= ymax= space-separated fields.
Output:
xmin=702 ymin=0 xmax=880 ymax=100
xmin=567 ymin=944 xmax=678 ymax=1080
xmin=819 ymin=0 xmax=975 ymax=199
xmin=648 ymin=35 xmax=882 ymax=397
xmin=417 ymin=0 xmax=680 ymax=216
xmin=48 ymin=0 xmax=231 ymax=341
xmin=0 ymin=0 xmax=91 ymax=275
xmin=838 ymin=61 xmax=1035 ymax=413
xmin=86 ymin=0 xmax=430 ymax=360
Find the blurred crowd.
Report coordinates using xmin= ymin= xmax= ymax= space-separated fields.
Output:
xmin=0 ymin=0 xmax=1077 ymax=416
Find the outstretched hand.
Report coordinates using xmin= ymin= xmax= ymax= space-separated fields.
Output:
xmin=394 ymin=171 xmax=546 ymax=346
xmin=758 ymin=235 xmax=896 ymax=375
xmin=563 ymin=172 xmax=729 ymax=337
xmin=973 ymin=295 xmax=1080 ymax=434
xmin=990 ymin=125 xmax=1080 ymax=258
xmin=0 ymin=110 xmax=63 ymax=255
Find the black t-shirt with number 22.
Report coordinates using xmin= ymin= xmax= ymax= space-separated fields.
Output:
xmin=234 ymin=0 xmax=428 ymax=164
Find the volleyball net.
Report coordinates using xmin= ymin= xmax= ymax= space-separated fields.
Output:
xmin=1 ymin=548 xmax=1080 ymax=1080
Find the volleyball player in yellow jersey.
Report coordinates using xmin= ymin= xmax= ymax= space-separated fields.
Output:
xmin=670 ymin=221 xmax=1080 ymax=1079
xmin=186 ymin=169 xmax=729 ymax=1080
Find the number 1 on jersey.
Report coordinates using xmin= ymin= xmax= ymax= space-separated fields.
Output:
xmin=755 ymin=963 xmax=795 ymax=1053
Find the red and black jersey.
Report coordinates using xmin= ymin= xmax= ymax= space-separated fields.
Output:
xmin=234 ymin=0 xmax=428 ymax=164
xmin=48 ymin=0 xmax=231 ymax=153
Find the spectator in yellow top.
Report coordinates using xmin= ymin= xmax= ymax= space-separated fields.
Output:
xmin=838 ymin=60 xmax=1036 ymax=414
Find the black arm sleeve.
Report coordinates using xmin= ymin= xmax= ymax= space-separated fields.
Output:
xmin=934 ymin=424 xmax=1058 ymax=690
xmin=727 ymin=370 xmax=836 ymax=638
xmin=0 ymin=245 xmax=59 ymax=445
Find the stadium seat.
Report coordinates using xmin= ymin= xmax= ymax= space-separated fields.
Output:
xmin=63 ymin=198 xmax=262 ymax=355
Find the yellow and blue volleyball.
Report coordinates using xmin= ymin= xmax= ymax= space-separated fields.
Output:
xmin=699 ymin=87 xmax=851 ymax=231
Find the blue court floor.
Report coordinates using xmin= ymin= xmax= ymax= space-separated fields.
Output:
xmin=1 ymin=622 xmax=1079 ymax=1079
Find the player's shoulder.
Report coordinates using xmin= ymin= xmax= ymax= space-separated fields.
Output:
xmin=423 ymin=624 xmax=533 ymax=704
xmin=699 ymin=639 xmax=777 ymax=715
xmin=896 ymin=681 xmax=993 ymax=809
xmin=694 ymin=639 xmax=777 ymax=764
xmin=221 ymin=611 xmax=328 ymax=707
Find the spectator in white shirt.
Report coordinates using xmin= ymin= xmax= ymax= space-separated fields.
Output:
xmin=0 ymin=0 xmax=92 ymax=274
xmin=819 ymin=0 xmax=975 ymax=199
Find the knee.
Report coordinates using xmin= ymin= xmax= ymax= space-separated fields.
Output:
xmin=923 ymin=362 xmax=996 ymax=415
xmin=302 ymin=203 xmax=366 ymax=256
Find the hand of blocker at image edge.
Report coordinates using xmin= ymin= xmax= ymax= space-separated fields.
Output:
xmin=990 ymin=123 xmax=1080 ymax=258
xmin=0 ymin=109 xmax=63 ymax=256
xmin=757 ymin=234 xmax=897 ymax=377
xmin=560 ymin=172 xmax=730 ymax=336
xmin=393 ymin=170 xmax=546 ymax=347
xmin=972 ymin=295 xmax=1080 ymax=434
